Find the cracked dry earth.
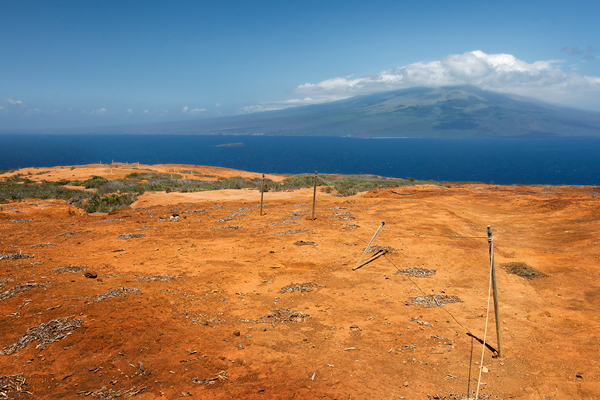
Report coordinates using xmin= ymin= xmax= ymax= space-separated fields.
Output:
xmin=1 ymin=164 xmax=600 ymax=399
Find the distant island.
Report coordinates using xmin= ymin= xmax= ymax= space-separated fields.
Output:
xmin=216 ymin=142 xmax=244 ymax=147
xmin=7 ymin=86 xmax=600 ymax=138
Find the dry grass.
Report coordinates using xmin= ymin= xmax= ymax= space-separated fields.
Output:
xmin=501 ymin=262 xmax=547 ymax=280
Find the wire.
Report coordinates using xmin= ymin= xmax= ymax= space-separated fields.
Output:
xmin=315 ymin=173 xmax=496 ymax=396
xmin=381 ymin=252 xmax=472 ymax=335
xmin=475 ymin=250 xmax=494 ymax=400
xmin=318 ymin=175 xmax=487 ymax=239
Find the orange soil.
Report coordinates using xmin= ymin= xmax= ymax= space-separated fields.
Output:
xmin=5 ymin=163 xmax=285 ymax=183
xmin=1 ymin=165 xmax=600 ymax=399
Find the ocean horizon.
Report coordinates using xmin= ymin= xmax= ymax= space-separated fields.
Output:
xmin=1 ymin=134 xmax=600 ymax=186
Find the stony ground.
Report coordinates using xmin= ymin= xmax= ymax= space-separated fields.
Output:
xmin=1 ymin=164 xmax=600 ymax=399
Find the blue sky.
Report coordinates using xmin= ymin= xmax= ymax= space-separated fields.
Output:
xmin=1 ymin=0 xmax=599 ymax=130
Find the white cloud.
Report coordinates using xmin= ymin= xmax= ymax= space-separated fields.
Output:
xmin=215 ymin=103 xmax=221 ymax=107
xmin=90 ymin=107 xmax=107 ymax=115
xmin=241 ymin=105 xmax=287 ymax=113
xmin=241 ymin=95 xmax=350 ymax=114
xmin=181 ymin=106 xmax=206 ymax=114
xmin=291 ymin=51 xmax=600 ymax=111
xmin=143 ymin=109 xmax=149 ymax=114
xmin=2 ymin=97 xmax=24 ymax=105
xmin=0 ymin=106 xmax=4 ymax=110
xmin=127 ymin=109 xmax=134 ymax=114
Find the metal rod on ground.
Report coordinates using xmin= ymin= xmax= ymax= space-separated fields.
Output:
xmin=353 ymin=249 xmax=387 ymax=271
xmin=311 ymin=171 xmax=317 ymax=220
xmin=488 ymin=225 xmax=503 ymax=358
xmin=354 ymin=221 xmax=385 ymax=269
xmin=260 ymin=173 xmax=265 ymax=216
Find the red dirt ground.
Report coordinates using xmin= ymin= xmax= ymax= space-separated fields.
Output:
xmin=1 ymin=164 xmax=600 ymax=399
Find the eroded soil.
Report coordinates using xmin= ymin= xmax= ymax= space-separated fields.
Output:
xmin=1 ymin=165 xmax=600 ymax=399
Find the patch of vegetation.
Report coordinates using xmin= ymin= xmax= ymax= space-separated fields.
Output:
xmin=501 ymin=262 xmax=547 ymax=280
xmin=281 ymin=174 xmax=319 ymax=190
xmin=6 ymin=174 xmax=24 ymax=182
xmin=0 ymin=169 xmax=17 ymax=175
xmin=83 ymin=175 xmax=109 ymax=189
xmin=83 ymin=193 xmax=137 ymax=213
xmin=0 ymin=169 xmax=441 ymax=212
xmin=0 ymin=181 xmax=90 ymax=203
xmin=46 ymin=179 xmax=70 ymax=186
xmin=318 ymin=174 xmax=438 ymax=197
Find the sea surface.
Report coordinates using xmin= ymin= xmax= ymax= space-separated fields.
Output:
xmin=1 ymin=134 xmax=600 ymax=185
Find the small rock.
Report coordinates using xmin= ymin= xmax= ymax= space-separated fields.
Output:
xmin=350 ymin=325 xmax=361 ymax=331
xmin=294 ymin=240 xmax=317 ymax=246
xmin=84 ymin=272 xmax=98 ymax=279
xmin=233 ymin=331 xmax=241 ymax=337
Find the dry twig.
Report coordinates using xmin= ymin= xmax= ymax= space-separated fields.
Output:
xmin=0 ymin=283 xmax=46 ymax=301
xmin=0 ymin=374 xmax=31 ymax=397
xmin=192 ymin=370 xmax=227 ymax=385
xmin=2 ymin=317 xmax=84 ymax=355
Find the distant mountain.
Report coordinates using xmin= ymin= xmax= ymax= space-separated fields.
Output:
xmin=54 ymin=86 xmax=600 ymax=137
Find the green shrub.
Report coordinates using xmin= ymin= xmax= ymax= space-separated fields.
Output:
xmin=281 ymin=175 xmax=319 ymax=190
xmin=48 ymin=179 xmax=70 ymax=186
xmin=83 ymin=176 xmax=109 ymax=189
xmin=83 ymin=193 xmax=137 ymax=213
xmin=7 ymin=174 xmax=23 ymax=182
xmin=0 ymin=181 xmax=91 ymax=203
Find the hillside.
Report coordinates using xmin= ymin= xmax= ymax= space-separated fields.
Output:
xmin=1 ymin=164 xmax=600 ymax=398
xmin=53 ymin=86 xmax=600 ymax=138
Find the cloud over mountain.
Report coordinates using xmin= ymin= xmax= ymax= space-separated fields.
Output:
xmin=290 ymin=51 xmax=600 ymax=111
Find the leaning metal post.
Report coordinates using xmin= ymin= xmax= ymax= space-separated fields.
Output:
xmin=260 ymin=174 xmax=265 ymax=216
xmin=488 ymin=225 xmax=503 ymax=358
xmin=311 ymin=171 xmax=317 ymax=220
xmin=354 ymin=221 xmax=385 ymax=269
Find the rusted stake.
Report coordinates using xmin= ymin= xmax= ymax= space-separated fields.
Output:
xmin=352 ymin=249 xmax=388 ymax=271
xmin=310 ymin=171 xmax=317 ymax=220
xmin=260 ymin=174 xmax=265 ymax=216
xmin=488 ymin=225 xmax=503 ymax=358
xmin=354 ymin=222 xmax=385 ymax=269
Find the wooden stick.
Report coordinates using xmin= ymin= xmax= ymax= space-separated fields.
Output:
xmin=260 ymin=174 xmax=265 ymax=216
xmin=488 ymin=225 xmax=503 ymax=358
xmin=311 ymin=171 xmax=317 ymax=220
xmin=354 ymin=222 xmax=385 ymax=269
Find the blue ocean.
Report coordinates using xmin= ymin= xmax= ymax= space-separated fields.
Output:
xmin=1 ymin=134 xmax=599 ymax=185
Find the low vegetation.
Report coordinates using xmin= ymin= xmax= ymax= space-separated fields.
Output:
xmin=318 ymin=174 xmax=436 ymax=196
xmin=0 ymin=170 xmax=439 ymax=213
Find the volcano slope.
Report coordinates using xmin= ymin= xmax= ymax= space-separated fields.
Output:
xmin=1 ymin=166 xmax=599 ymax=399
